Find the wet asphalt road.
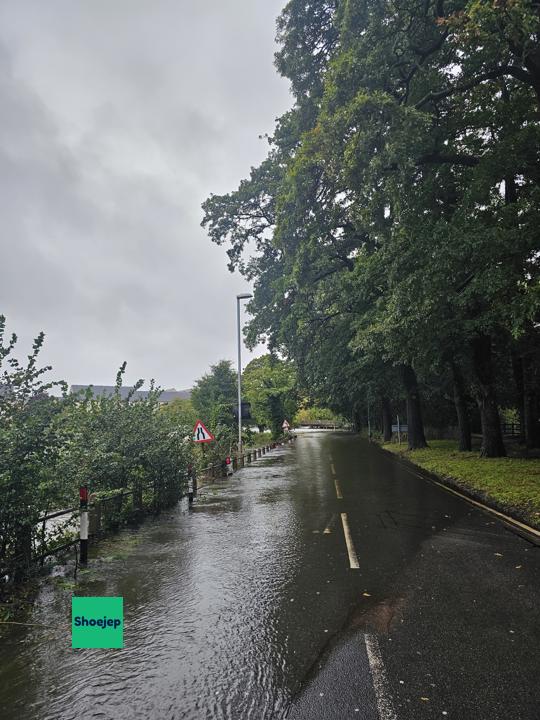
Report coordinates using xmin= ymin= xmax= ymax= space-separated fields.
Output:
xmin=1 ymin=431 xmax=539 ymax=720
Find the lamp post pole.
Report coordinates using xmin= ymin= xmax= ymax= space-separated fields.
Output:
xmin=236 ymin=293 xmax=252 ymax=458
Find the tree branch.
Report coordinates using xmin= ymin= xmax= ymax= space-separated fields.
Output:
xmin=415 ymin=65 xmax=534 ymax=109
xmin=418 ymin=152 xmax=479 ymax=167
xmin=384 ymin=151 xmax=480 ymax=171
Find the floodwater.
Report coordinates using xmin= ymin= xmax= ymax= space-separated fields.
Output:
xmin=1 ymin=431 xmax=539 ymax=720
xmin=3 ymin=433 xmax=364 ymax=720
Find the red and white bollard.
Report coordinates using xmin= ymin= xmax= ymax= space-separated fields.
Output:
xmin=79 ymin=485 xmax=89 ymax=565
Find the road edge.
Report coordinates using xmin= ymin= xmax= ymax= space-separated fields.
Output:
xmin=375 ymin=442 xmax=540 ymax=546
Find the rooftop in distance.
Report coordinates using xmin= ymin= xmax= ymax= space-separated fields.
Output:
xmin=70 ymin=385 xmax=191 ymax=404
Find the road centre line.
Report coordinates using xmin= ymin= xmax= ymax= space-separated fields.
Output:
xmin=340 ymin=513 xmax=359 ymax=569
xmin=330 ymin=463 xmax=336 ymax=476
xmin=334 ymin=477 xmax=343 ymax=500
xmin=323 ymin=513 xmax=336 ymax=534
xmin=365 ymin=634 xmax=398 ymax=720
xmin=401 ymin=465 xmax=540 ymax=541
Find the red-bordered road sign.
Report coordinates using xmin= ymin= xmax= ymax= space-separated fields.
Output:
xmin=192 ymin=420 xmax=215 ymax=443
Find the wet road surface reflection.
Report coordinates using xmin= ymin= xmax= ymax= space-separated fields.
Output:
xmin=4 ymin=434 xmax=362 ymax=720
xmin=1 ymin=431 xmax=538 ymax=720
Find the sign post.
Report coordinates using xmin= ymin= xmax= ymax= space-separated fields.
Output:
xmin=282 ymin=419 xmax=290 ymax=433
xmin=191 ymin=420 xmax=215 ymax=503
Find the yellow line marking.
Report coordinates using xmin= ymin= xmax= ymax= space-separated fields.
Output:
xmin=430 ymin=479 xmax=540 ymax=539
xmin=403 ymin=465 xmax=540 ymax=540
xmin=341 ymin=513 xmax=359 ymax=569
xmin=334 ymin=477 xmax=343 ymax=500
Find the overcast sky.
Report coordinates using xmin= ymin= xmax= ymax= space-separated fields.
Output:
xmin=0 ymin=0 xmax=290 ymax=390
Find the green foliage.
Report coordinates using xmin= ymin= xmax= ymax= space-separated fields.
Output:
xmin=159 ymin=398 xmax=197 ymax=429
xmin=294 ymin=405 xmax=343 ymax=424
xmin=202 ymin=0 xmax=540 ymax=456
xmin=191 ymin=360 xmax=237 ymax=429
xmin=0 ymin=316 xmax=195 ymax=584
xmin=190 ymin=360 xmax=240 ymax=465
xmin=242 ymin=355 xmax=298 ymax=438
xmin=0 ymin=316 xmax=69 ymax=580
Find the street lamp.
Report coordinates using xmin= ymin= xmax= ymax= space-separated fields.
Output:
xmin=236 ymin=293 xmax=252 ymax=457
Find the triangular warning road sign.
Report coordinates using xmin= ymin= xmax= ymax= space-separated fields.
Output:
xmin=192 ymin=420 xmax=215 ymax=443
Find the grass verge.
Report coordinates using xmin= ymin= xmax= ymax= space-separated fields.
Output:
xmin=381 ymin=440 xmax=540 ymax=530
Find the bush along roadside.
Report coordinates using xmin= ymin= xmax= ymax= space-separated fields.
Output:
xmin=0 ymin=318 xmax=195 ymax=591
xmin=379 ymin=439 xmax=540 ymax=532
xmin=1 ymin=313 xmax=298 ymax=597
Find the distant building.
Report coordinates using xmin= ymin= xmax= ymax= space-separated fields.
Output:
xmin=70 ymin=385 xmax=191 ymax=404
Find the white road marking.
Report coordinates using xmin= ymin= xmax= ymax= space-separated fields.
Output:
xmin=334 ymin=478 xmax=343 ymax=499
xmin=340 ymin=513 xmax=359 ymax=569
xmin=323 ymin=514 xmax=336 ymax=534
xmin=365 ymin=634 xmax=398 ymax=720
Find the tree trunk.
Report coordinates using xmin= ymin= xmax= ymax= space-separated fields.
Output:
xmin=133 ymin=482 xmax=143 ymax=512
xmin=381 ymin=396 xmax=392 ymax=442
xmin=523 ymin=353 xmax=540 ymax=449
xmin=352 ymin=406 xmax=362 ymax=433
xmin=511 ymin=349 xmax=525 ymax=438
xmin=400 ymin=364 xmax=427 ymax=449
xmin=451 ymin=362 xmax=471 ymax=451
xmin=471 ymin=334 xmax=506 ymax=457
xmin=13 ymin=522 xmax=32 ymax=582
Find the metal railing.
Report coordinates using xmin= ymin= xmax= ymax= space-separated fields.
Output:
xmin=199 ymin=436 xmax=297 ymax=485
xmin=1 ymin=472 xmax=190 ymax=579
xmin=3 ymin=438 xmax=297 ymax=579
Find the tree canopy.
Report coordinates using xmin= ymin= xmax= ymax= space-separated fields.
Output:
xmin=202 ymin=0 xmax=540 ymax=456
xmin=242 ymin=354 xmax=298 ymax=437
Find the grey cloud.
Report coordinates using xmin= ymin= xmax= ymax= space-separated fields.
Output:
xmin=0 ymin=1 xmax=290 ymax=390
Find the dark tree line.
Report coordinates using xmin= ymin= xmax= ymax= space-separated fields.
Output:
xmin=203 ymin=1 xmax=540 ymax=456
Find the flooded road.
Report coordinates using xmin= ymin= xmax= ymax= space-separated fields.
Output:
xmin=1 ymin=431 xmax=539 ymax=720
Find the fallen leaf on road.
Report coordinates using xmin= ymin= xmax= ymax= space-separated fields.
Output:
xmin=515 ymin=565 xmax=522 ymax=569
xmin=494 ymin=553 xmax=503 ymax=557
xmin=420 ymin=697 xmax=430 ymax=702
xmin=363 ymin=592 xmax=371 ymax=597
